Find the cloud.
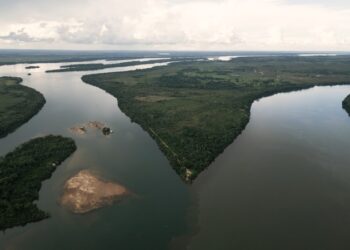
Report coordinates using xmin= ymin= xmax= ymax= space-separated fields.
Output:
xmin=0 ymin=0 xmax=350 ymax=50
xmin=0 ymin=29 xmax=36 ymax=42
xmin=0 ymin=28 xmax=53 ymax=43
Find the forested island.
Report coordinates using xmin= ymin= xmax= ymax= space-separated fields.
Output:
xmin=0 ymin=135 xmax=77 ymax=231
xmin=343 ymin=94 xmax=350 ymax=116
xmin=46 ymin=58 xmax=202 ymax=73
xmin=46 ymin=59 xmax=172 ymax=73
xmin=83 ymin=56 xmax=350 ymax=181
xmin=25 ymin=65 xmax=40 ymax=69
xmin=0 ymin=77 xmax=46 ymax=138
xmin=0 ymin=50 xmax=177 ymax=66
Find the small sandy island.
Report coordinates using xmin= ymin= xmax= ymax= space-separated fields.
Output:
xmin=69 ymin=121 xmax=113 ymax=136
xmin=60 ymin=170 xmax=128 ymax=214
xmin=70 ymin=126 xmax=87 ymax=135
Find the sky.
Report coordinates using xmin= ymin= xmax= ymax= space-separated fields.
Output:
xmin=0 ymin=0 xmax=349 ymax=51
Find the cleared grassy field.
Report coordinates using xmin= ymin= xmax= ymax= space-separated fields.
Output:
xmin=82 ymin=56 xmax=350 ymax=181
xmin=0 ymin=77 xmax=46 ymax=138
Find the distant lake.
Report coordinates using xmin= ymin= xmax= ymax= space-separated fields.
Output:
xmin=1 ymin=60 xmax=350 ymax=250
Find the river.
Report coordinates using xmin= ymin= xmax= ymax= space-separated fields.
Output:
xmin=1 ymin=61 xmax=350 ymax=250
xmin=0 ymin=60 xmax=190 ymax=250
xmin=185 ymin=85 xmax=350 ymax=250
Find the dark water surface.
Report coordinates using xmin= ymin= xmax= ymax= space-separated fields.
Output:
xmin=0 ymin=61 xmax=190 ymax=250
xmin=185 ymin=86 xmax=350 ymax=250
xmin=1 ymin=61 xmax=350 ymax=250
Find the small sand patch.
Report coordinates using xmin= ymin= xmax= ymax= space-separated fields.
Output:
xmin=86 ymin=121 xmax=105 ymax=130
xmin=69 ymin=126 xmax=87 ymax=135
xmin=60 ymin=170 xmax=128 ymax=214
xmin=69 ymin=121 xmax=113 ymax=136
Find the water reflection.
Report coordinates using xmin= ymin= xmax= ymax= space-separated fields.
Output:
xmin=186 ymin=86 xmax=350 ymax=250
xmin=2 ymin=59 xmax=350 ymax=250
xmin=0 ymin=60 xmax=189 ymax=250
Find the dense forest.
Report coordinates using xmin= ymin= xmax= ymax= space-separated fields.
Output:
xmin=82 ymin=56 xmax=350 ymax=181
xmin=343 ymin=94 xmax=350 ymax=116
xmin=0 ymin=76 xmax=46 ymax=138
xmin=0 ymin=135 xmax=77 ymax=231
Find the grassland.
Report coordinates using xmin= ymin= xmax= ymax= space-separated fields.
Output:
xmin=0 ymin=135 xmax=77 ymax=231
xmin=82 ymin=56 xmax=350 ymax=181
xmin=343 ymin=94 xmax=350 ymax=116
xmin=0 ymin=77 xmax=45 ymax=138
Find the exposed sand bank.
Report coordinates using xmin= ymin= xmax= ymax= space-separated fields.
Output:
xmin=60 ymin=170 xmax=128 ymax=214
xmin=69 ymin=121 xmax=112 ymax=136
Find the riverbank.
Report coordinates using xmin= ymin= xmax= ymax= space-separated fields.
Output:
xmin=182 ymin=85 xmax=350 ymax=250
xmin=0 ymin=135 xmax=76 ymax=231
xmin=0 ymin=76 xmax=46 ymax=138
xmin=343 ymin=94 xmax=350 ymax=115
xmin=0 ymin=59 xmax=193 ymax=250
xmin=46 ymin=59 xmax=172 ymax=73
xmin=82 ymin=56 xmax=350 ymax=181
xmin=0 ymin=50 xmax=169 ymax=66
xmin=45 ymin=58 xmax=205 ymax=73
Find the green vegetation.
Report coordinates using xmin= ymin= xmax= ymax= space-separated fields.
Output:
xmin=0 ymin=135 xmax=77 ymax=231
xmin=0 ymin=77 xmax=45 ymax=138
xmin=45 ymin=58 xmax=200 ymax=73
xmin=343 ymin=94 xmax=350 ymax=116
xmin=25 ymin=65 xmax=40 ymax=69
xmin=0 ymin=50 xmax=173 ymax=66
xmin=46 ymin=59 xmax=170 ymax=73
xmin=82 ymin=56 xmax=350 ymax=181
xmin=0 ymin=52 xmax=136 ymax=66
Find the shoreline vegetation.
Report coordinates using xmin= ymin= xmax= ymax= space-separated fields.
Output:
xmin=343 ymin=94 xmax=350 ymax=116
xmin=0 ymin=50 xmax=263 ymax=67
xmin=25 ymin=65 xmax=40 ymax=69
xmin=0 ymin=52 xmax=168 ymax=66
xmin=46 ymin=59 xmax=171 ymax=73
xmin=82 ymin=56 xmax=350 ymax=181
xmin=0 ymin=135 xmax=77 ymax=231
xmin=0 ymin=77 xmax=46 ymax=138
xmin=45 ymin=58 xmax=201 ymax=73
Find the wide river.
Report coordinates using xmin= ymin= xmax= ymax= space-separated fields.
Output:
xmin=1 ymin=60 xmax=350 ymax=250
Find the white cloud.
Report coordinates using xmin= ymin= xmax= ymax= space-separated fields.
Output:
xmin=0 ymin=0 xmax=349 ymax=50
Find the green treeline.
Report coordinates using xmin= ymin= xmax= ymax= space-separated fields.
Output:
xmin=0 ymin=77 xmax=46 ymax=138
xmin=46 ymin=59 xmax=171 ymax=73
xmin=46 ymin=58 xmax=202 ymax=73
xmin=0 ymin=135 xmax=77 ymax=231
xmin=343 ymin=94 xmax=350 ymax=116
xmin=82 ymin=56 xmax=350 ymax=181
